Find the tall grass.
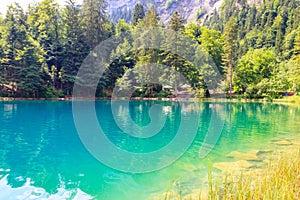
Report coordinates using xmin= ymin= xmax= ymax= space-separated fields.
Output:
xmin=161 ymin=148 xmax=300 ymax=200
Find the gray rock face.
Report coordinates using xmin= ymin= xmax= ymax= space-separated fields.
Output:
xmin=107 ymin=0 xmax=223 ymax=24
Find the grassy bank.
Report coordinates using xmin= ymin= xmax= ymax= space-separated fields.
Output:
xmin=274 ymin=96 xmax=300 ymax=104
xmin=163 ymin=148 xmax=300 ymax=200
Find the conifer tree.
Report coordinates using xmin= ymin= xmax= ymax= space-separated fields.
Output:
xmin=162 ymin=11 xmax=185 ymax=94
xmin=60 ymin=0 xmax=89 ymax=95
xmin=27 ymin=0 xmax=63 ymax=90
xmin=131 ymin=3 xmax=145 ymax=26
xmin=222 ymin=17 xmax=238 ymax=99
xmin=1 ymin=4 xmax=44 ymax=97
xmin=81 ymin=0 xmax=108 ymax=49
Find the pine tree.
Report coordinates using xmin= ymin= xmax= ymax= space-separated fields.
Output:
xmin=1 ymin=4 xmax=44 ymax=97
xmin=142 ymin=5 xmax=160 ymax=28
xmin=60 ymin=0 xmax=89 ymax=96
xmin=161 ymin=11 xmax=186 ymax=94
xmin=286 ymin=34 xmax=300 ymax=92
xmin=115 ymin=19 xmax=131 ymax=36
xmin=134 ymin=5 xmax=161 ymax=64
xmin=169 ymin=11 xmax=184 ymax=31
xmin=222 ymin=17 xmax=238 ymax=99
xmin=104 ymin=38 xmax=135 ymax=93
xmin=274 ymin=7 xmax=288 ymax=55
xmin=81 ymin=0 xmax=108 ymax=50
xmin=133 ymin=6 xmax=162 ymax=96
xmin=245 ymin=5 xmax=257 ymax=31
xmin=131 ymin=3 xmax=145 ymax=26
xmin=27 ymin=0 xmax=63 ymax=91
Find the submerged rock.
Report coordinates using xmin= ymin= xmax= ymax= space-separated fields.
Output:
xmin=257 ymin=149 xmax=273 ymax=155
xmin=213 ymin=160 xmax=253 ymax=172
xmin=227 ymin=151 xmax=260 ymax=161
xmin=272 ymin=140 xmax=293 ymax=146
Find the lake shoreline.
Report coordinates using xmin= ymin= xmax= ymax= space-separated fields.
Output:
xmin=0 ymin=96 xmax=300 ymax=103
xmin=1 ymin=96 xmax=299 ymax=105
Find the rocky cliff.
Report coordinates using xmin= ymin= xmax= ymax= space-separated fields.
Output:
xmin=107 ymin=0 xmax=223 ymax=24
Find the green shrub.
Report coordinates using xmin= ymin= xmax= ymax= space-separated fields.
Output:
xmin=156 ymin=91 xmax=172 ymax=98
xmin=43 ymin=87 xmax=64 ymax=98
xmin=244 ymin=86 xmax=261 ymax=99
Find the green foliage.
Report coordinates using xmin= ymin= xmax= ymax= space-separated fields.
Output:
xmin=203 ymin=0 xmax=300 ymax=98
xmin=184 ymin=24 xmax=223 ymax=72
xmin=0 ymin=0 xmax=113 ymax=98
xmin=184 ymin=23 xmax=202 ymax=43
xmin=43 ymin=86 xmax=64 ymax=98
xmin=200 ymin=27 xmax=224 ymax=70
xmin=116 ymin=19 xmax=131 ymax=36
xmin=161 ymin=11 xmax=200 ymax=94
xmin=233 ymin=48 xmax=278 ymax=98
xmin=0 ymin=4 xmax=45 ymax=97
xmin=0 ymin=0 xmax=299 ymax=99
xmin=105 ymin=38 xmax=135 ymax=93
xmin=131 ymin=6 xmax=163 ymax=96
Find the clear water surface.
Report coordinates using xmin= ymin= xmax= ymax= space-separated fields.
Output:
xmin=0 ymin=101 xmax=299 ymax=199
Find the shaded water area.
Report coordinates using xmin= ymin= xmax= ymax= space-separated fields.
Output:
xmin=0 ymin=101 xmax=299 ymax=199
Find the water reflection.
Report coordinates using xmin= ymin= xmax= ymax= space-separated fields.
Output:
xmin=2 ymin=103 xmax=17 ymax=119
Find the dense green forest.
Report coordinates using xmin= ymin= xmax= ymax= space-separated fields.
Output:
xmin=0 ymin=0 xmax=299 ymax=99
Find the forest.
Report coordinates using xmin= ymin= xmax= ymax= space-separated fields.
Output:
xmin=0 ymin=0 xmax=299 ymax=99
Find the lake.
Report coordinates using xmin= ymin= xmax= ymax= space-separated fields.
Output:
xmin=0 ymin=101 xmax=299 ymax=199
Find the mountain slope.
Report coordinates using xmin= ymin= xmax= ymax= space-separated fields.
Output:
xmin=107 ymin=0 xmax=223 ymax=24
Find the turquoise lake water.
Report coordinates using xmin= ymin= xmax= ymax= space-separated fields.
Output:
xmin=0 ymin=101 xmax=299 ymax=199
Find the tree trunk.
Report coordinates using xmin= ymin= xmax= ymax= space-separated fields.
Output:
xmin=229 ymin=64 xmax=233 ymax=100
